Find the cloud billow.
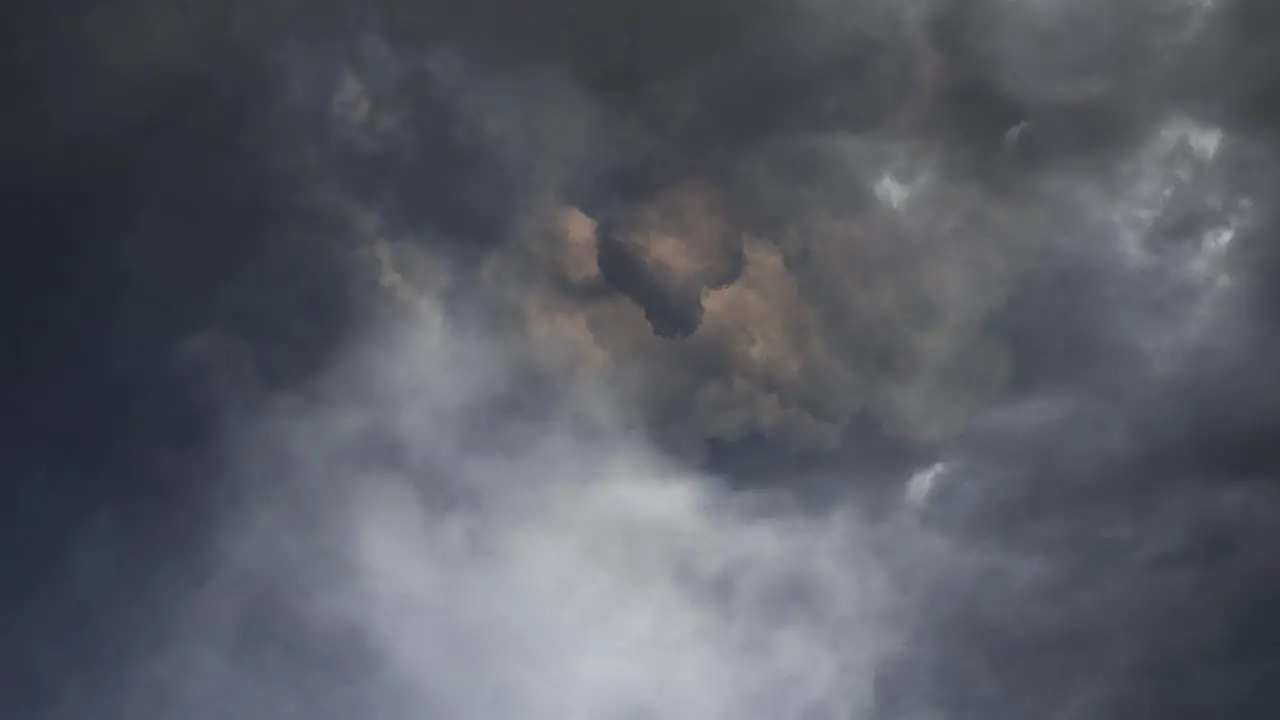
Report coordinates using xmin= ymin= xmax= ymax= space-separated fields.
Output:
xmin=8 ymin=1 xmax=1280 ymax=718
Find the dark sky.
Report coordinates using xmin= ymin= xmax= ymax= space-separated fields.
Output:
xmin=4 ymin=1 xmax=1280 ymax=718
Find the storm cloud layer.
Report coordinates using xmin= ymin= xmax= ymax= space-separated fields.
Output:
xmin=5 ymin=0 xmax=1280 ymax=718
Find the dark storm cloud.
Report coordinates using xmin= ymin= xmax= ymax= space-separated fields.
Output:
xmin=317 ymin=0 xmax=1272 ymax=466
xmin=309 ymin=5 xmax=1280 ymax=716
xmin=8 ymin=0 xmax=1280 ymax=719
xmin=322 ymin=0 xmax=1023 ymax=453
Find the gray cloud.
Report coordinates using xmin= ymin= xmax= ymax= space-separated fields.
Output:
xmin=160 ymin=306 xmax=921 ymax=720
xmin=12 ymin=1 xmax=1280 ymax=718
xmin=303 ymin=0 xmax=1263 ymax=462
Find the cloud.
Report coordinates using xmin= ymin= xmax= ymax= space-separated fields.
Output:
xmin=314 ymin=0 xmax=1233 ymax=458
xmin=12 ymin=1 xmax=1280 ymax=718
xmin=188 ymin=303 xmax=911 ymax=720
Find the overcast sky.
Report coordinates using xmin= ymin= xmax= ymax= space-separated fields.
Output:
xmin=4 ymin=1 xmax=1280 ymax=718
